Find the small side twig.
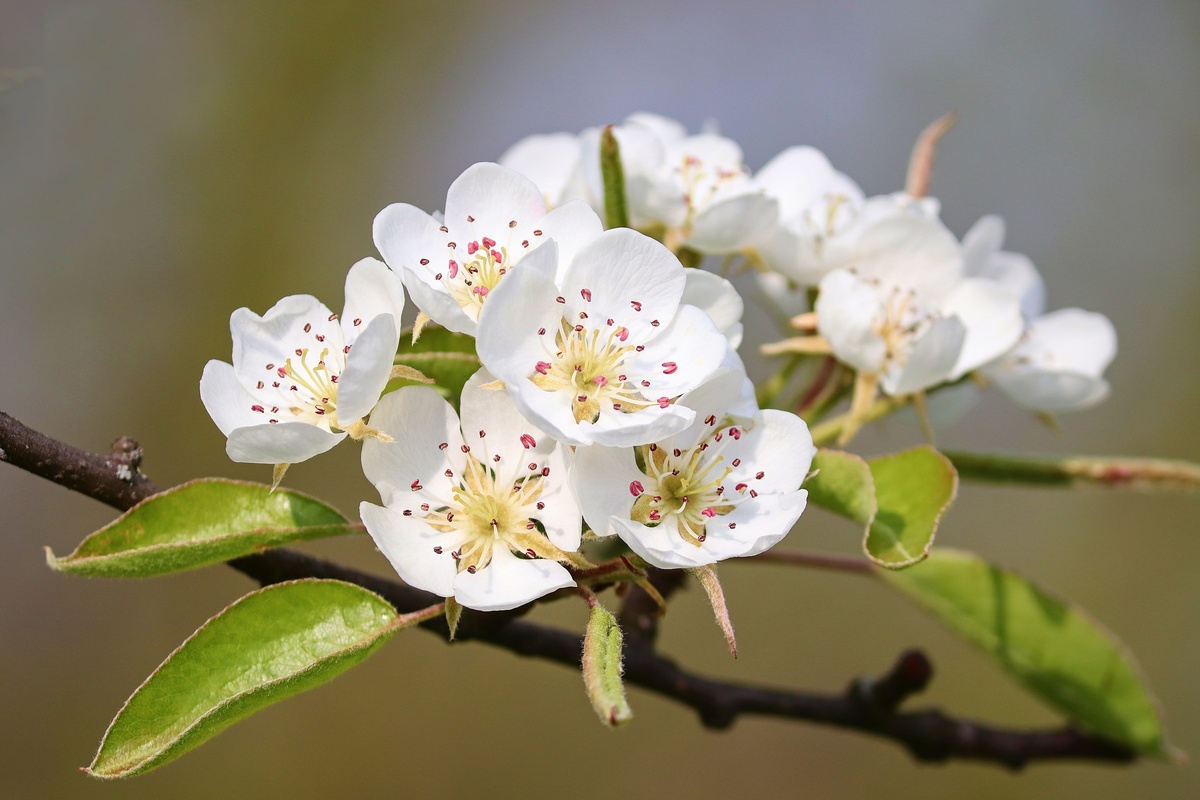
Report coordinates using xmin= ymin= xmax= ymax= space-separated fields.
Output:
xmin=0 ymin=410 xmax=1139 ymax=770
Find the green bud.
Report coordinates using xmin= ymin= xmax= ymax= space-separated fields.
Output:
xmin=581 ymin=603 xmax=633 ymax=727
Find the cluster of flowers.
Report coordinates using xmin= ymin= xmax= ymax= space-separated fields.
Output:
xmin=199 ymin=112 xmax=1116 ymax=611
xmin=502 ymin=112 xmax=1117 ymax=423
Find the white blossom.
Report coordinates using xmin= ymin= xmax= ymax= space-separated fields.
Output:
xmin=576 ymin=113 xmax=778 ymax=254
xmin=498 ymin=132 xmax=590 ymax=210
xmin=373 ymin=162 xmax=603 ymax=336
xmin=475 ymin=229 xmax=729 ymax=447
xmin=199 ymin=258 xmax=403 ymax=465
xmin=748 ymin=145 xmax=865 ymax=285
xmin=360 ymin=371 xmax=582 ymax=612
xmin=987 ymin=309 xmax=1117 ymax=413
xmin=814 ymin=211 xmax=1023 ymax=396
xmin=815 ymin=214 xmax=969 ymax=396
xmin=574 ymin=369 xmax=814 ymax=569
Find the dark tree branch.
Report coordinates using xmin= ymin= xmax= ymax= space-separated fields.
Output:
xmin=0 ymin=410 xmax=1137 ymax=770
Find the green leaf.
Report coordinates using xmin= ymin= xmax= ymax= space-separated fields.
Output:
xmin=87 ymin=579 xmax=429 ymax=779
xmin=47 ymin=479 xmax=356 ymax=578
xmin=581 ymin=602 xmax=632 ymax=727
xmin=391 ymin=324 xmax=480 ymax=407
xmin=805 ymin=447 xmax=953 ymax=568
xmin=599 ymin=125 xmax=629 ymax=230
xmin=865 ymin=446 xmax=957 ymax=568
xmin=881 ymin=549 xmax=1175 ymax=758
xmin=805 ymin=448 xmax=876 ymax=525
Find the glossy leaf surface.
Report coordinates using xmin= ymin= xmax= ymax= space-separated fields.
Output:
xmin=48 ymin=479 xmax=354 ymax=578
xmin=883 ymin=549 xmax=1173 ymax=757
xmin=88 ymin=579 xmax=405 ymax=778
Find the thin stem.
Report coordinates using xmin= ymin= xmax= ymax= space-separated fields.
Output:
xmin=810 ymin=393 xmax=912 ymax=446
xmin=747 ymin=550 xmax=875 ymax=575
xmin=0 ymin=409 xmax=1140 ymax=770
xmin=945 ymin=451 xmax=1200 ymax=493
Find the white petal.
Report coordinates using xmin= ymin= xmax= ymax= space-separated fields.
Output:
xmin=825 ymin=213 xmax=962 ymax=303
xmin=533 ymin=446 xmax=583 ymax=552
xmin=700 ymin=491 xmax=808 ymax=561
xmin=458 ymin=368 xmax=555 ymax=485
xmin=560 ymin=229 xmax=686 ymax=344
xmin=226 ymin=422 xmax=345 ymax=465
xmin=754 ymin=146 xmax=863 ymax=221
xmin=452 ymin=547 xmax=575 ymax=612
xmin=625 ymin=112 xmax=688 ymax=146
xmin=1025 ymin=308 xmax=1117 ymax=376
xmin=475 ymin=259 xmax=566 ymax=385
xmin=573 ymin=443 xmax=643 ymax=538
xmin=721 ymin=410 xmax=815 ymax=494
xmin=340 ymin=257 xmax=405 ymax=344
xmin=400 ymin=265 xmax=477 ymax=335
xmin=535 ymin=200 xmax=604 ymax=272
xmin=200 ymin=359 xmax=264 ymax=436
xmin=883 ymin=316 xmax=966 ymax=396
xmin=993 ymin=369 xmax=1111 ymax=413
xmin=361 ymin=387 xmax=465 ymax=504
xmin=987 ymin=308 xmax=1116 ymax=413
xmin=687 ymin=192 xmax=778 ymax=254
xmin=230 ymin=296 xmax=340 ymax=388
xmin=719 ymin=348 xmax=760 ymax=422
xmin=444 ymin=163 xmax=546 ymax=238
xmin=882 ymin=315 xmax=966 ymax=396
xmin=986 ymin=251 xmax=1046 ymax=321
xmin=336 ymin=314 xmax=399 ymax=423
xmin=498 ymin=133 xmax=583 ymax=207
xmin=668 ymin=367 xmax=748 ymax=452
xmin=610 ymin=516 xmax=717 ymax=569
xmin=816 ymin=270 xmax=887 ymax=373
xmin=625 ymin=304 xmax=728 ymax=398
xmin=942 ymin=277 xmax=1024 ymax=378
xmin=961 ymin=215 xmax=1005 ymax=276
xmin=681 ymin=270 xmax=744 ymax=344
xmin=579 ymin=403 xmax=695 ymax=448
xmin=372 ymin=203 xmax=446 ymax=281
xmin=360 ymin=502 xmax=459 ymax=598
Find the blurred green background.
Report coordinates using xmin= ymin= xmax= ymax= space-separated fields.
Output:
xmin=2 ymin=1 xmax=1198 ymax=797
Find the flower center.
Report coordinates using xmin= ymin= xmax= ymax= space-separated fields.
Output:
xmin=416 ymin=442 xmax=556 ymax=575
xmin=678 ymin=154 xmax=744 ymax=232
xmin=251 ymin=341 xmax=348 ymax=429
xmin=445 ymin=237 xmax=509 ymax=321
xmin=874 ymin=286 xmax=927 ymax=370
xmin=529 ymin=317 xmax=651 ymax=424
xmin=630 ymin=440 xmax=737 ymax=547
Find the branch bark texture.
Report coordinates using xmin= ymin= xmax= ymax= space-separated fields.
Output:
xmin=0 ymin=410 xmax=1137 ymax=770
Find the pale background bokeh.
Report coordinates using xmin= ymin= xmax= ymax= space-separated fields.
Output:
xmin=2 ymin=1 xmax=1198 ymax=797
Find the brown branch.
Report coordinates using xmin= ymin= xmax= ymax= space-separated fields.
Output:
xmin=0 ymin=410 xmax=1137 ymax=770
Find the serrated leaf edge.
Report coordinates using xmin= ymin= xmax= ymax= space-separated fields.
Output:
xmin=864 ymin=445 xmax=958 ymax=570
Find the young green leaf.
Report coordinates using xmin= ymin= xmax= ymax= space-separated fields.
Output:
xmin=865 ymin=446 xmax=957 ymax=568
xmin=882 ymin=549 xmax=1176 ymax=758
xmin=581 ymin=602 xmax=632 ymax=727
xmin=87 ymin=579 xmax=439 ymax=779
xmin=804 ymin=448 xmax=877 ymax=526
xmin=391 ymin=324 xmax=480 ymax=407
xmin=46 ymin=478 xmax=356 ymax=578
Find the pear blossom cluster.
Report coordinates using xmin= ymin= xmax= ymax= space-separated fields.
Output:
xmin=501 ymin=112 xmax=1117 ymax=427
xmin=199 ymin=111 xmax=1117 ymax=613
